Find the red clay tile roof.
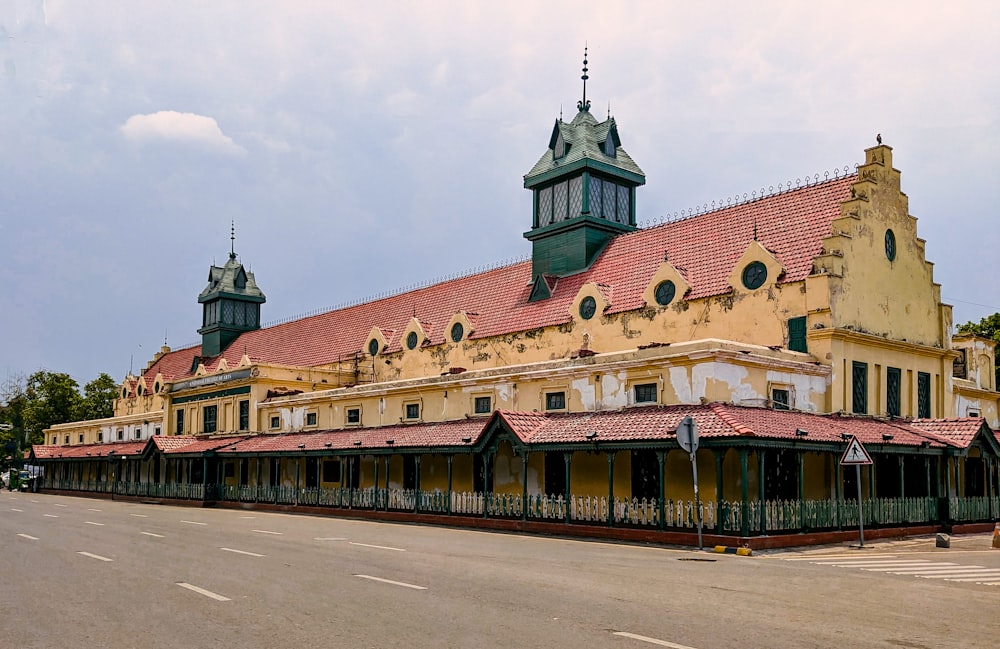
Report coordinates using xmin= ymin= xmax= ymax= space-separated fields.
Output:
xmin=217 ymin=419 xmax=486 ymax=453
xmin=31 ymin=440 xmax=146 ymax=460
xmin=907 ymin=418 xmax=990 ymax=448
xmin=143 ymin=177 xmax=855 ymax=383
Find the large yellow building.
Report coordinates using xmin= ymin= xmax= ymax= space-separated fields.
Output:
xmin=34 ymin=79 xmax=1000 ymax=544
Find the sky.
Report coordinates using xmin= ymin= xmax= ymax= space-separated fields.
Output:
xmin=1 ymin=0 xmax=998 ymax=388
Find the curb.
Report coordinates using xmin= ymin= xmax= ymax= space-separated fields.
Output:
xmin=713 ymin=545 xmax=752 ymax=556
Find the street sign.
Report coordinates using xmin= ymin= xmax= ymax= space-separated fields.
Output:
xmin=676 ymin=416 xmax=699 ymax=454
xmin=840 ymin=436 xmax=873 ymax=466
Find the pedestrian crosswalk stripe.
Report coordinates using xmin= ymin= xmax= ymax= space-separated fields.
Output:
xmin=783 ymin=554 xmax=1000 ymax=587
xmin=939 ymin=573 xmax=1000 ymax=582
xmin=814 ymin=560 xmax=938 ymax=567
xmin=782 ymin=554 xmax=896 ymax=561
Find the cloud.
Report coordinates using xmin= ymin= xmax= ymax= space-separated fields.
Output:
xmin=120 ymin=110 xmax=244 ymax=154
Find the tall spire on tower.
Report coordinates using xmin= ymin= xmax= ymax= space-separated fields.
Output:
xmin=230 ymin=221 xmax=236 ymax=260
xmin=577 ymin=45 xmax=591 ymax=113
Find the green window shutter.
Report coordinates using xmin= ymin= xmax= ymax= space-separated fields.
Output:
xmin=852 ymin=361 xmax=868 ymax=414
xmin=788 ymin=317 xmax=808 ymax=353
xmin=886 ymin=367 xmax=901 ymax=417
xmin=917 ymin=372 xmax=931 ymax=418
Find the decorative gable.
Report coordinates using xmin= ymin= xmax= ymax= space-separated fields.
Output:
xmin=728 ymin=240 xmax=785 ymax=293
xmin=642 ymin=259 xmax=691 ymax=308
xmin=570 ymin=282 xmax=611 ymax=322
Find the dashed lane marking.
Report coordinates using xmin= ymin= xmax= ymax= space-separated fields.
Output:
xmin=78 ymin=551 xmax=113 ymax=562
xmin=10 ymin=508 xmax=23 ymax=512
xmin=612 ymin=631 xmax=700 ymax=648
xmin=354 ymin=574 xmax=426 ymax=590
xmin=43 ymin=514 xmax=59 ymax=518
xmin=180 ymin=520 xmax=207 ymax=526
xmin=221 ymin=547 xmax=265 ymax=557
xmin=87 ymin=508 xmax=102 ymax=512
xmin=350 ymin=542 xmax=405 ymax=552
xmin=17 ymin=534 xmax=39 ymax=540
xmin=314 ymin=537 xmax=347 ymax=541
xmin=251 ymin=529 xmax=283 ymax=535
xmin=129 ymin=513 xmax=148 ymax=518
xmin=141 ymin=532 xmax=165 ymax=538
xmin=176 ymin=582 xmax=230 ymax=601
xmin=85 ymin=521 xmax=104 ymax=526
xmin=53 ymin=503 xmax=67 ymax=507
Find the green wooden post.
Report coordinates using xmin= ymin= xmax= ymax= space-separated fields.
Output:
xmin=798 ymin=451 xmax=806 ymax=532
xmin=521 ymin=452 xmax=528 ymax=521
xmin=295 ymin=458 xmax=301 ymax=506
xmin=658 ymin=451 xmax=666 ymax=531
xmin=758 ymin=450 xmax=766 ymax=536
xmin=834 ymin=455 xmax=842 ymax=529
xmin=898 ymin=455 xmax=905 ymax=499
xmin=739 ymin=449 xmax=749 ymax=538
xmin=924 ymin=456 xmax=932 ymax=498
xmin=200 ymin=457 xmax=207 ymax=501
xmin=373 ymin=454 xmax=380 ymax=511
xmin=346 ymin=458 xmax=352 ymax=508
xmin=447 ymin=455 xmax=453 ymax=515
xmin=564 ymin=451 xmax=572 ymax=525
xmin=484 ymin=451 xmax=494 ymax=519
xmin=714 ymin=451 xmax=724 ymax=533
xmin=607 ymin=452 xmax=615 ymax=527
xmin=413 ymin=455 xmax=421 ymax=513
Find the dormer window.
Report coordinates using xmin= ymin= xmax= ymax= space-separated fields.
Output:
xmin=553 ymin=131 xmax=567 ymax=160
xmin=601 ymin=138 xmax=616 ymax=157
xmin=235 ymin=268 xmax=247 ymax=290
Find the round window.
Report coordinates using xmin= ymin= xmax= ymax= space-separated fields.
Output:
xmin=579 ymin=296 xmax=597 ymax=320
xmin=742 ymin=261 xmax=767 ymax=290
xmin=450 ymin=322 xmax=464 ymax=343
xmin=406 ymin=331 xmax=419 ymax=350
xmin=885 ymin=229 xmax=896 ymax=262
xmin=654 ymin=280 xmax=676 ymax=306
xmin=367 ymin=338 xmax=380 ymax=356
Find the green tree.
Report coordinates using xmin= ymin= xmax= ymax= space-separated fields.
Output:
xmin=0 ymin=373 xmax=27 ymax=468
xmin=957 ymin=313 xmax=1000 ymax=388
xmin=22 ymin=371 xmax=82 ymax=445
xmin=76 ymin=373 xmax=118 ymax=421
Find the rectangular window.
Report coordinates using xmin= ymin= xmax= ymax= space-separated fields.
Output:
xmin=788 ymin=316 xmax=808 ymax=353
xmin=886 ymin=367 xmax=901 ymax=417
xmin=543 ymin=452 xmax=566 ymax=497
xmin=78 ymin=434 xmax=84 ymax=443
xmin=176 ymin=410 xmax=184 ymax=435
xmin=772 ymin=388 xmax=790 ymax=410
xmin=134 ymin=429 xmax=141 ymax=440
xmin=154 ymin=427 xmax=160 ymax=436
xmin=545 ymin=391 xmax=566 ymax=411
xmin=346 ymin=408 xmax=361 ymax=425
xmin=633 ymin=383 xmax=657 ymax=404
xmin=403 ymin=455 xmax=417 ymax=489
xmin=474 ymin=396 xmax=492 ymax=414
xmin=322 ymin=459 xmax=342 ymax=484
xmin=305 ymin=457 xmax=318 ymax=488
xmin=852 ymin=361 xmax=868 ymax=414
xmin=405 ymin=403 xmax=420 ymax=420
xmin=51 ymin=436 xmax=57 ymax=445
xmin=239 ymin=400 xmax=250 ymax=431
xmin=223 ymin=462 xmax=235 ymax=479
xmin=116 ymin=430 xmax=123 ymax=441
xmin=306 ymin=412 xmax=317 ymax=427
xmin=203 ymin=405 xmax=218 ymax=434
xmin=917 ymin=371 xmax=931 ymax=418
xmin=97 ymin=432 xmax=103 ymax=442
xmin=270 ymin=415 xmax=280 ymax=429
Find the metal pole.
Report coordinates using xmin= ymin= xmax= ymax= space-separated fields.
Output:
xmin=856 ymin=463 xmax=865 ymax=547
xmin=691 ymin=450 xmax=703 ymax=549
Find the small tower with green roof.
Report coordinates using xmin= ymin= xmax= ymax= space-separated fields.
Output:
xmin=523 ymin=48 xmax=645 ymax=293
xmin=197 ymin=225 xmax=266 ymax=357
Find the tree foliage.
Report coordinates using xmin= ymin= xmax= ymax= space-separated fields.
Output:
xmin=957 ymin=313 xmax=1000 ymax=388
xmin=23 ymin=371 xmax=83 ymax=445
xmin=78 ymin=373 xmax=118 ymax=421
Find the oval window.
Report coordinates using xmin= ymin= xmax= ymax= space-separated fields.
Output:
xmin=654 ymin=280 xmax=676 ymax=306
xmin=154 ymin=381 xmax=160 ymax=393
xmin=121 ymin=387 xmax=128 ymax=399
xmin=579 ymin=296 xmax=597 ymax=320
xmin=742 ymin=261 xmax=767 ymax=290
xmin=885 ymin=229 xmax=896 ymax=262
xmin=406 ymin=331 xmax=419 ymax=350
xmin=367 ymin=338 xmax=380 ymax=356
xmin=450 ymin=322 xmax=464 ymax=343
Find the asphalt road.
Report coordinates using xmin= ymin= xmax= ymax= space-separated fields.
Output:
xmin=1 ymin=492 xmax=997 ymax=649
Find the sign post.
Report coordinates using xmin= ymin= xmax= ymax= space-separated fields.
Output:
xmin=677 ymin=416 xmax=703 ymax=549
xmin=840 ymin=435 xmax=874 ymax=547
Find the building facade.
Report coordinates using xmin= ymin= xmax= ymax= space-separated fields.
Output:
xmin=35 ymin=79 xmax=1000 ymax=545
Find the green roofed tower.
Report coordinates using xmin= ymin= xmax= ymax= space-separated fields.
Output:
xmin=523 ymin=48 xmax=645 ymax=288
xmin=197 ymin=226 xmax=266 ymax=357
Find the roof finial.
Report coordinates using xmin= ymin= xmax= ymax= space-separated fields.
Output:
xmin=230 ymin=220 xmax=236 ymax=260
xmin=577 ymin=44 xmax=591 ymax=113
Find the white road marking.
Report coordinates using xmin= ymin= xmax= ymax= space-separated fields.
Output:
xmin=783 ymin=554 xmax=897 ymax=561
xmin=30 ymin=500 xmax=39 ymax=503
xmin=221 ymin=547 xmax=265 ymax=557
xmin=350 ymin=541 xmax=406 ymax=552
xmin=78 ymin=551 xmax=113 ymax=562
xmin=53 ymin=503 xmax=67 ymax=507
xmin=943 ymin=573 xmax=1000 ymax=582
xmin=815 ymin=560 xmax=930 ymax=567
xmin=17 ymin=534 xmax=39 ymax=540
xmin=612 ymin=631 xmax=700 ymax=648
xmin=314 ymin=537 xmax=347 ymax=541
xmin=354 ymin=574 xmax=426 ymax=590
xmin=87 ymin=508 xmax=102 ymax=512
xmin=238 ymin=516 xmax=256 ymax=519
xmin=180 ymin=520 xmax=207 ymax=526
xmin=176 ymin=582 xmax=230 ymax=601
xmin=916 ymin=569 xmax=1000 ymax=579
xmin=129 ymin=513 xmax=148 ymax=518
xmin=141 ymin=531 xmax=165 ymax=538
xmin=11 ymin=508 xmax=23 ymax=512
xmin=43 ymin=514 xmax=59 ymax=518
xmin=251 ymin=529 xmax=283 ymax=535
xmin=85 ymin=521 xmax=104 ymax=526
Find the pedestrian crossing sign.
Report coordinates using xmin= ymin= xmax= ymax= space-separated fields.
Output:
xmin=840 ymin=436 xmax=873 ymax=465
